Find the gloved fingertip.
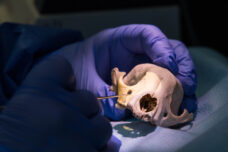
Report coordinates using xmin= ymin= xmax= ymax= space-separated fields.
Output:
xmin=101 ymin=135 xmax=121 ymax=152
xmin=101 ymin=98 xmax=132 ymax=121
xmin=179 ymin=95 xmax=198 ymax=114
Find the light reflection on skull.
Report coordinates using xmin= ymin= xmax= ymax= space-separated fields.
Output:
xmin=110 ymin=64 xmax=193 ymax=127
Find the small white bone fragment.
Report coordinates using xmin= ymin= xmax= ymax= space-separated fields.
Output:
xmin=123 ymin=125 xmax=134 ymax=131
xmin=110 ymin=63 xmax=193 ymax=127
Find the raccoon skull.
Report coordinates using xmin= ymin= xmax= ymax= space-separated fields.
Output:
xmin=110 ymin=63 xmax=193 ymax=127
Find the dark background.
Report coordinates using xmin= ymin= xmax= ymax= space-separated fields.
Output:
xmin=35 ymin=0 xmax=228 ymax=57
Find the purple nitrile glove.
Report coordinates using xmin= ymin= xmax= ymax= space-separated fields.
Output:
xmin=168 ymin=39 xmax=197 ymax=114
xmin=56 ymin=24 xmax=197 ymax=120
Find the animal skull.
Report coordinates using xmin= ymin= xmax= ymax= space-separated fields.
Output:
xmin=110 ymin=63 xmax=193 ymax=127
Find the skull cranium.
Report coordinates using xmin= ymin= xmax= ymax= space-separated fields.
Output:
xmin=110 ymin=63 xmax=193 ymax=127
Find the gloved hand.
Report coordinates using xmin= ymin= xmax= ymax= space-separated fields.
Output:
xmin=0 ymin=55 xmax=112 ymax=152
xmin=57 ymin=24 xmax=197 ymax=120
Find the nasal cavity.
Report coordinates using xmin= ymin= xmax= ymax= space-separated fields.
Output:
xmin=140 ymin=94 xmax=157 ymax=112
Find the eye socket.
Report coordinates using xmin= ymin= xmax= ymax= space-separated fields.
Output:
xmin=140 ymin=94 xmax=157 ymax=112
xmin=127 ymin=90 xmax=132 ymax=95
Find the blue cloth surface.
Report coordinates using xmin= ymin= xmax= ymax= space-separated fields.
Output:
xmin=111 ymin=47 xmax=228 ymax=152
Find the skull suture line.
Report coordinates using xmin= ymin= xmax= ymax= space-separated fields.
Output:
xmin=110 ymin=64 xmax=193 ymax=127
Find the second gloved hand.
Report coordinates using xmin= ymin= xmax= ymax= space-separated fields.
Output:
xmin=56 ymin=24 xmax=197 ymax=120
xmin=0 ymin=55 xmax=112 ymax=152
